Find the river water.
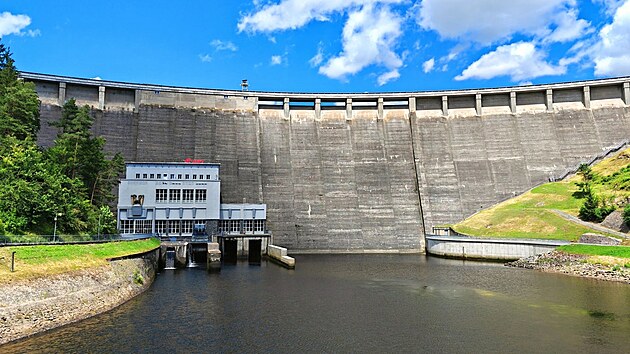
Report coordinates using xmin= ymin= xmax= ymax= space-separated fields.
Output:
xmin=3 ymin=255 xmax=629 ymax=353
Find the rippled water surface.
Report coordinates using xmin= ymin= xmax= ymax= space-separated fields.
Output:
xmin=3 ymin=255 xmax=629 ymax=353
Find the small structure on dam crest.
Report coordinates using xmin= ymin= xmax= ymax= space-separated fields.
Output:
xmin=117 ymin=162 xmax=270 ymax=268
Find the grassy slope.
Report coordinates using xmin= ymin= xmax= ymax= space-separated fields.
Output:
xmin=558 ymin=244 xmax=630 ymax=267
xmin=0 ymin=238 xmax=160 ymax=283
xmin=453 ymin=148 xmax=630 ymax=242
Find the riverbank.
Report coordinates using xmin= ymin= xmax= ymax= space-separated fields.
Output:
xmin=508 ymin=250 xmax=630 ymax=284
xmin=0 ymin=253 xmax=157 ymax=345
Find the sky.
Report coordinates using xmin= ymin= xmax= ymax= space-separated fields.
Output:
xmin=1 ymin=0 xmax=630 ymax=93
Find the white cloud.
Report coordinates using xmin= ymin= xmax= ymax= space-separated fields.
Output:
xmin=593 ymin=0 xmax=626 ymax=15
xmin=210 ymin=39 xmax=238 ymax=52
xmin=543 ymin=9 xmax=593 ymax=43
xmin=593 ymin=0 xmax=630 ymax=76
xmin=0 ymin=12 xmax=33 ymax=37
xmin=422 ymin=58 xmax=435 ymax=73
xmin=270 ymin=55 xmax=283 ymax=65
xmin=91 ymin=76 xmax=103 ymax=80
xmin=318 ymin=4 xmax=403 ymax=83
xmin=377 ymin=69 xmax=399 ymax=86
xmin=417 ymin=0 xmax=587 ymax=45
xmin=199 ymin=54 xmax=212 ymax=63
xmin=455 ymin=41 xmax=566 ymax=81
xmin=309 ymin=44 xmax=324 ymax=67
xmin=237 ymin=0 xmax=403 ymax=33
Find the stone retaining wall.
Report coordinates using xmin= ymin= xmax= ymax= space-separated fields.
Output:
xmin=425 ymin=235 xmax=569 ymax=261
xmin=0 ymin=249 xmax=158 ymax=345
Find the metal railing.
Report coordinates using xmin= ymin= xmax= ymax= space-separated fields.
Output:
xmin=0 ymin=234 xmax=129 ymax=246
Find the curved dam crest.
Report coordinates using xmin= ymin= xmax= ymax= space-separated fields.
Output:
xmin=25 ymin=73 xmax=630 ymax=252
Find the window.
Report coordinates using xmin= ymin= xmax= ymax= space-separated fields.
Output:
xmin=199 ymin=175 xmax=204 ymax=180
xmin=156 ymin=220 xmax=168 ymax=234
xmin=150 ymin=174 xmax=155 ymax=179
xmin=178 ymin=174 xmax=182 ymax=180
xmin=135 ymin=220 xmax=152 ymax=234
xmin=185 ymin=174 xmax=190 ymax=179
xmin=195 ymin=189 xmax=207 ymax=202
xmin=254 ymin=220 xmax=265 ymax=233
xmin=243 ymin=220 xmax=253 ymax=233
xmin=206 ymin=174 xmax=211 ymax=180
xmin=135 ymin=173 xmax=140 ymax=179
xmin=156 ymin=174 xmax=161 ymax=179
xmin=183 ymin=189 xmax=194 ymax=203
xmin=143 ymin=173 xmax=148 ymax=179
xmin=120 ymin=220 xmax=133 ymax=234
xmin=169 ymin=189 xmax=181 ymax=202
xmin=168 ymin=220 xmax=180 ymax=235
xmin=156 ymin=189 xmax=168 ymax=203
xmin=170 ymin=174 xmax=175 ymax=179
xmin=181 ymin=220 xmax=194 ymax=234
xmin=193 ymin=175 xmax=197 ymax=180
xmin=218 ymin=220 xmax=228 ymax=233
xmin=230 ymin=220 xmax=241 ymax=233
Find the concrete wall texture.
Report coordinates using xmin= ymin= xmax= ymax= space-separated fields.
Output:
xmin=425 ymin=235 xmax=569 ymax=261
xmin=23 ymin=72 xmax=630 ymax=253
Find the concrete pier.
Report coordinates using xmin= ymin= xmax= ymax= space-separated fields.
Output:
xmin=267 ymin=245 xmax=295 ymax=268
xmin=207 ymin=243 xmax=221 ymax=272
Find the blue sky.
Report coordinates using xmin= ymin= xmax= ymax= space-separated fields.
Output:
xmin=1 ymin=0 xmax=630 ymax=93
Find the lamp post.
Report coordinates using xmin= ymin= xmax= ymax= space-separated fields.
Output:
xmin=53 ymin=212 xmax=62 ymax=242
xmin=53 ymin=214 xmax=58 ymax=242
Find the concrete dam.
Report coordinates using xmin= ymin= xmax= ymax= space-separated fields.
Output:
xmin=22 ymin=72 xmax=630 ymax=253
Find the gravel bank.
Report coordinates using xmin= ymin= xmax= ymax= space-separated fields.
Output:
xmin=508 ymin=251 xmax=630 ymax=284
xmin=0 ymin=253 xmax=157 ymax=345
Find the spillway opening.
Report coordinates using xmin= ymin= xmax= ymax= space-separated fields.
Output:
xmin=165 ymin=248 xmax=176 ymax=270
xmin=248 ymin=239 xmax=262 ymax=264
xmin=188 ymin=243 xmax=208 ymax=268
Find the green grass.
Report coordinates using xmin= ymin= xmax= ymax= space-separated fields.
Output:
xmin=557 ymin=244 xmax=630 ymax=259
xmin=0 ymin=238 xmax=160 ymax=282
xmin=452 ymin=148 xmax=630 ymax=241
xmin=453 ymin=182 xmax=606 ymax=241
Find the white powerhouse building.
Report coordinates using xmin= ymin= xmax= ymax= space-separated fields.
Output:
xmin=117 ymin=162 xmax=267 ymax=238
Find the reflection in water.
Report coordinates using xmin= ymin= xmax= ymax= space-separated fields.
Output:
xmin=3 ymin=255 xmax=629 ymax=353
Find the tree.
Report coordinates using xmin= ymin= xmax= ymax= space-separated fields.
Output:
xmin=0 ymin=40 xmax=122 ymax=236
xmin=0 ymin=42 xmax=18 ymax=92
xmin=0 ymin=137 xmax=94 ymax=234
xmin=576 ymin=164 xmax=614 ymax=223
xmin=49 ymin=99 xmax=119 ymax=204
xmin=0 ymin=39 xmax=40 ymax=140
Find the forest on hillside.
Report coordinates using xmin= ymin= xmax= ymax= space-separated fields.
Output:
xmin=0 ymin=40 xmax=122 ymax=237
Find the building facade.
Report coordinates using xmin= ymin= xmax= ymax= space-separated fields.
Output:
xmin=117 ymin=162 xmax=266 ymax=238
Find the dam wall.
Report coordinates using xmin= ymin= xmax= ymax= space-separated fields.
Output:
xmin=23 ymin=72 xmax=630 ymax=252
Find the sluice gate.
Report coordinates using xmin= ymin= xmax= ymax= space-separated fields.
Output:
xmin=159 ymin=235 xmax=271 ymax=270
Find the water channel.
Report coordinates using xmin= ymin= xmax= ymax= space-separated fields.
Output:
xmin=3 ymin=255 xmax=629 ymax=353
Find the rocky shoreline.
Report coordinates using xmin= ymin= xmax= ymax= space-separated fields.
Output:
xmin=508 ymin=251 xmax=630 ymax=284
xmin=0 ymin=253 xmax=157 ymax=346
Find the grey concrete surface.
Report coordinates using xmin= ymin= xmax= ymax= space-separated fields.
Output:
xmin=22 ymin=72 xmax=630 ymax=252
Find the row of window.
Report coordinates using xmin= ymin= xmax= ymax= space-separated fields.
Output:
xmin=119 ymin=219 xmax=266 ymax=235
xmin=119 ymin=220 xmax=152 ymax=234
xmin=218 ymin=220 xmax=266 ymax=234
xmin=120 ymin=220 xmax=197 ymax=235
xmin=156 ymin=189 xmax=207 ymax=203
xmin=134 ymin=173 xmax=215 ymax=181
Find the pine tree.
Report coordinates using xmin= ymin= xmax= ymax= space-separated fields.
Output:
xmin=0 ymin=39 xmax=40 ymax=140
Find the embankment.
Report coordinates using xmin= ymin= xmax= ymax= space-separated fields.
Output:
xmin=0 ymin=250 xmax=158 ymax=345
xmin=509 ymin=251 xmax=630 ymax=284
